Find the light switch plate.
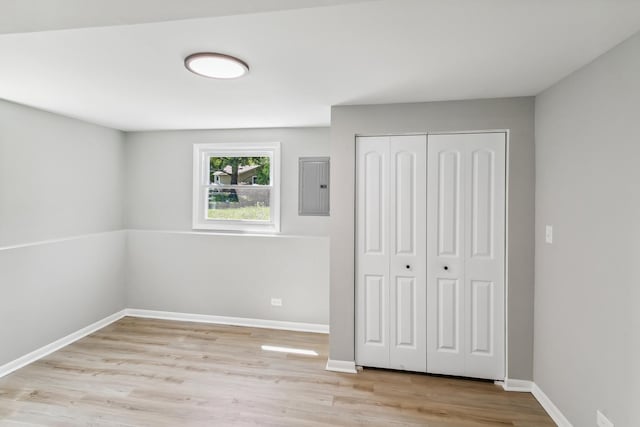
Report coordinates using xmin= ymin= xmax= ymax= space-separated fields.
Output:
xmin=597 ymin=410 xmax=614 ymax=427
xmin=545 ymin=225 xmax=553 ymax=244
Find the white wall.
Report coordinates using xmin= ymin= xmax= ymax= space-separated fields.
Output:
xmin=0 ymin=99 xmax=126 ymax=366
xmin=124 ymin=128 xmax=330 ymax=325
xmin=330 ymin=98 xmax=536 ymax=380
xmin=535 ymin=32 xmax=640 ymax=426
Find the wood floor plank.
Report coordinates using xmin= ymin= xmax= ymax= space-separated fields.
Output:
xmin=0 ymin=317 xmax=554 ymax=426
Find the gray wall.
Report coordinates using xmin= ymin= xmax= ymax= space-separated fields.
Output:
xmin=0 ymin=100 xmax=124 ymax=247
xmin=0 ymin=99 xmax=126 ymax=366
xmin=330 ymin=98 xmax=535 ymax=380
xmin=0 ymin=232 xmax=126 ymax=365
xmin=0 ymin=113 xmax=331 ymax=368
xmin=124 ymin=128 xmax=330 ymax=324
xmin=535 ymin=32 xmax=640 ymax=426
xmin=126 ymin=230 xmax=328 ymax=324
xmin=125 ymin=128 xmax=330 ymax=236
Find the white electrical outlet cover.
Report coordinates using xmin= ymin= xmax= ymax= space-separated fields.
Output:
xmin=545 ymin=225 xmax=553 ymax=244
xmin=271 ymin=298 xmax=282 ymax=307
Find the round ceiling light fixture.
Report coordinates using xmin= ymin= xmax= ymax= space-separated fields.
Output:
xmin=184 ymin=52 xmax=249 ymax=79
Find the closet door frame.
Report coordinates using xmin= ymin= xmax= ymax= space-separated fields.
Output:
xmin=354 ymin=130 xmax=510 ymax=381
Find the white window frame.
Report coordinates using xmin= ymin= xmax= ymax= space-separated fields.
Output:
xmin=192 ymin=142 xmax=281 ymax=233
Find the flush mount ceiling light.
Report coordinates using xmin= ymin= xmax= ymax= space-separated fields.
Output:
xmin=184 ymin=52 xmax=249 ymax=79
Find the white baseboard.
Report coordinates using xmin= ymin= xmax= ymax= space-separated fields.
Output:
xmin=124 ymin=308 xmax=329 ymax=334
xmin=0 ymin=310 xmax=126 ymax=379
xmin=497 ymin=379 xmax=572 ymax=426
xmin=496 ymin=378 xmax=534 ymax=392
xmin=532 ymin=383 xmax=573 ymax=427
xmin=325 ymin=359 xmax=357 ymax=374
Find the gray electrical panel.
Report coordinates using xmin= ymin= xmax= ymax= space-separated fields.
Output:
xmin=298 ymin=157 xmax=330 ymax=216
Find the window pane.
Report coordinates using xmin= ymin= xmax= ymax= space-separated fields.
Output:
xmin=207 ymin=187 xmax=271 ymax=221
xmin=209 ymin=156 xmax=271 ymax=186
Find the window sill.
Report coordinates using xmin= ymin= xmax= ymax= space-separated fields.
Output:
xmin=192 ymin=221 xmax=279 ymax=234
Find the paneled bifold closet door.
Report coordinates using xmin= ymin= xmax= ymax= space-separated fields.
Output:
xmin=426 ymin=132 xmax=506 ymax=380
xmin=356 ymin=135 xmax=427 ymax=372
xmin=356 ymin=132 xmax=505 ymax=381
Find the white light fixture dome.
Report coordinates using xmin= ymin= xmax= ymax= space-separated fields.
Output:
xmin=184 ymin=52 xmax=249 ymax=79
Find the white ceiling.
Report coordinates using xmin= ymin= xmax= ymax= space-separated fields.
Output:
xmin=0 ymin=0 xmax=373 ymax=34
xmin=0 ymin=0 xmax=639 ymax=131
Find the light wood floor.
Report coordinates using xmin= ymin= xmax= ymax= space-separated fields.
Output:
xmin=0 ymin=317 xmax=554 ymax=426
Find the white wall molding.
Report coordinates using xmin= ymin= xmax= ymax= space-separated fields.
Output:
xmin=532 ymin=383 xmax=573 ymax=427
xmin=0 ymin=229 xmax=125 ymax=252
xmin=126 ymin=229 xmax=330 ymax=240
xmin=0 ymin=310 xmax=126 ymax=379
xmin=325 ymin=359 xmax=357 ymax=374
xmin=0 ymin=229 xmax=331 ymax=253
xmin=497 ymin=378 xmax=534 ymax=392
xmin=125 ymin=309 xmax=329 ymax=334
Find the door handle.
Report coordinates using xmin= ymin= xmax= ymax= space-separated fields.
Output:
xmin=405 ymin=265 xmax=411 ymax=270
xmin=443 ymin=265 xmax=449 ymax=271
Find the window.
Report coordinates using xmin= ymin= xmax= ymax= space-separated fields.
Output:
xmin=193 ymin=142 xmax=280 ymax=232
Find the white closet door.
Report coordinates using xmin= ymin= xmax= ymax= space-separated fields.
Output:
xmin=388 ymin=135 xmax=427 ymax=372
xmin=356 ymin=135 xmax=427 ymax=371
xmin=426 ymin=140 xmax=465 ymax=375
xmin=463 ymin=133 xmax=505 ymax=380
xmin=427 ymin=133 xmax=505 ymax=380
xmin=356 ymin=137 xmax=390 ymax=368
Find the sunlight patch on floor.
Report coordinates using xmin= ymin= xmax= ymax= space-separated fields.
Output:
xmin=261 ymin=345 xmax=318 ymax=356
